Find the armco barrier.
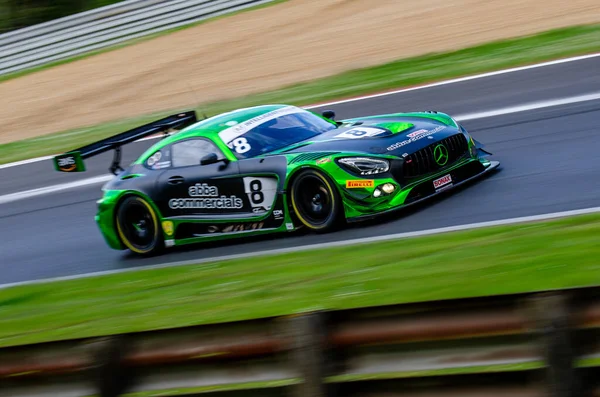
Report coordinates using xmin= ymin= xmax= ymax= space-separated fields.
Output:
xmin=0 ymin=0 xmax=274 ymax=76
xmin=1 ymin=286 xmax=599 ymax=397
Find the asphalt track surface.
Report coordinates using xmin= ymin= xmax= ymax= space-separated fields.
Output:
xmin=1 ymin=56 xmax=600 ymax=285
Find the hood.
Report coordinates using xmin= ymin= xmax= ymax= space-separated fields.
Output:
xmin=278 ymin=116 xmax=462 ymax=157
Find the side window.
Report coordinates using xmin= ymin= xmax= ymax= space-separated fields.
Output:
xmin=171 ymin=139 xmax=223 ymax=168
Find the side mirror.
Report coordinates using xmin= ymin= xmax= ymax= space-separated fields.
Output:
xmin=322 ymin=110 xmax=336 ymax=120
xmin=200 ymin=152 xmax=219 ymax=165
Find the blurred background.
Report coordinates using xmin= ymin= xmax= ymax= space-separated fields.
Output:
xmin=0 ymin=0 xmax=121 ymax=32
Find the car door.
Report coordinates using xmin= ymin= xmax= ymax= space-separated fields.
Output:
xmin=153 ymin=138 xmax=242 ymax=219
xmin=154 ymin=138 xmax=282 ymax=221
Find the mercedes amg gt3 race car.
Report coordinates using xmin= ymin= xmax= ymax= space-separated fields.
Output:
xmin=53 ymin=104 xmax=499 ymax=255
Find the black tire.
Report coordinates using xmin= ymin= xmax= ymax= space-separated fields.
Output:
xmin=289 ymin=169 xmax=342 ymax=232
xmin=115 ymin=196 xmax=163 ymax=256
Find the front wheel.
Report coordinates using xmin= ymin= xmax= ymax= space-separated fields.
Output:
xmin=115 ymin=196 xmax=163 ymax=256
xmin=289 ymin=169 xmax=342 ymax=232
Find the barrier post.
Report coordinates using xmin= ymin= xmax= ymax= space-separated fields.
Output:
xmin=287 ymin=312 xmax=329 ymax=397
xmin=529 ymin=293 xmax=584 ymax=397
xmin=88 ymin=336 xmax=133 ymax=397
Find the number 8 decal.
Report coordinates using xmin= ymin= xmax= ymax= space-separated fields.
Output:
xmin=232 ymin=137 xmax=251 ymax=154
xmin=250 ymin=179 xmax=264 ymax=204
xmin=243 ymin=177 xmax=277 ymax=212
xmin=347 ymin=130 xmax=367 ymax=136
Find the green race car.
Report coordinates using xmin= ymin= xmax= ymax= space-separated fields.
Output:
xmin=53 ymin=104 xmax=499 ymax=255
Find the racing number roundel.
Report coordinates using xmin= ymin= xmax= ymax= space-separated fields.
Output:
xmin=243 ymin=177 xmax=276 ymax=214
xmin=249 ymin=179 xmax=264 ymax=204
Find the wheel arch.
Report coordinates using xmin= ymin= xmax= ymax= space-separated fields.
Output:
xmin=285 ymin=166 xmax=345 ymax=231
xmin=285 ymin=165 xmax=340 ymax=193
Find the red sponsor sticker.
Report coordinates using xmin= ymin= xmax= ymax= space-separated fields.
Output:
xmin=433 ymin=174 xmax=452 ymax=189
xmin=406 ymin=129 xmax=428 ymax=138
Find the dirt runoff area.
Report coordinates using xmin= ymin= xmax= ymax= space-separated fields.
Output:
xmin=2 ymin=0 xmax=600 ymax=144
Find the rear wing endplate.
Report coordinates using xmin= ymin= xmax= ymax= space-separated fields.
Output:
xmin=53 ymin=111 xmax=197 ymax=175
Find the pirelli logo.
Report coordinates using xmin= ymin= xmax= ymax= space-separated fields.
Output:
xmin=346 ymin=180 xmax=375 ymax=188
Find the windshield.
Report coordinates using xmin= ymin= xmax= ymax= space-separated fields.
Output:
xmin=218 ymin=107 xmax=336 ymax=159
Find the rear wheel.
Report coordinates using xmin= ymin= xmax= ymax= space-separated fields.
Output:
xmin=116 ymin=196 xmax=163 ymax=255
xmin=290 ymin=169 xmax=342 ymax=232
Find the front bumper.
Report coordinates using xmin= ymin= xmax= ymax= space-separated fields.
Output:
xmin=95 ymin=191 xmax=125 ymax=250
xmin=345 ymin=159 xmax=500 ymax=222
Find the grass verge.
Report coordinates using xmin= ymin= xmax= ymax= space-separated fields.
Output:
xmin=0 ymin=213 xmax=599 ymax=348
xmin=2 ymin=23 xmax=600 ymax=164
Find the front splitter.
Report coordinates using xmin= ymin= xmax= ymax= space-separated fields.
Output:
xmin=347 ymin=160 xmax=501 ymax=223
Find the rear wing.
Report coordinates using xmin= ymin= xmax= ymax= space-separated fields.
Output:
xmin=53 ymin=111 xmax=198 ymax=175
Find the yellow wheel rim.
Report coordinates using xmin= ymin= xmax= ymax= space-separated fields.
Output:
xmin=290 ymin=171 xmax=336 ymax=230
xmin=116 ymin=197 xmax=159 ymax=254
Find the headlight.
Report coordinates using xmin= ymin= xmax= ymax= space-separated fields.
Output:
xmin=338 ymin=157 xmax=390 ymax=175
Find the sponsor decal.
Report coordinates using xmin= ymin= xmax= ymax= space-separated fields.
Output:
xmin=273 ymin=209 xmax=284 ymax=219
xmin=152 ymin=161 xmax=171 ymax=170
xmin=189 ymin=183 xmax=218 ymax=197
xmin=57 ymin=155 xmax=77 ymax=172
xmin=316 ymin=157 xmax=331 ymax=165
xmin=346 ymin=180 xmax=375 ymax=189
xmin=433 ymin=174 xmax=453 ymax=190
xmin=224 ymin=222 xmax=263 ymax=232
xmin=386 ymin=126 xmax=446 ymax=151
xmin=162 ymin=221 xmax=174 ymax=236
xmin=165 ymin=239 xmax=175 ymax=247
xmin=207 ymin=225 xmax=220 ymax=233
xmin=169 ymin=183 xmax=243 ymax=210
xmin=147 ymin=151 xmax=171 ymax=169
xmin=334 ymin=127 xmax=386 ymax=139
xmin=406 ymin=129 xmax=428 ymax=138
xmin=286 ymin=222 xmax=294 ymax=230
xmin=204 ymin=222 xmax=265 ymax=234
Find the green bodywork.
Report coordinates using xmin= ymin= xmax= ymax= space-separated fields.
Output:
xmin=94 ymin=105 xmax=495 ymax=251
